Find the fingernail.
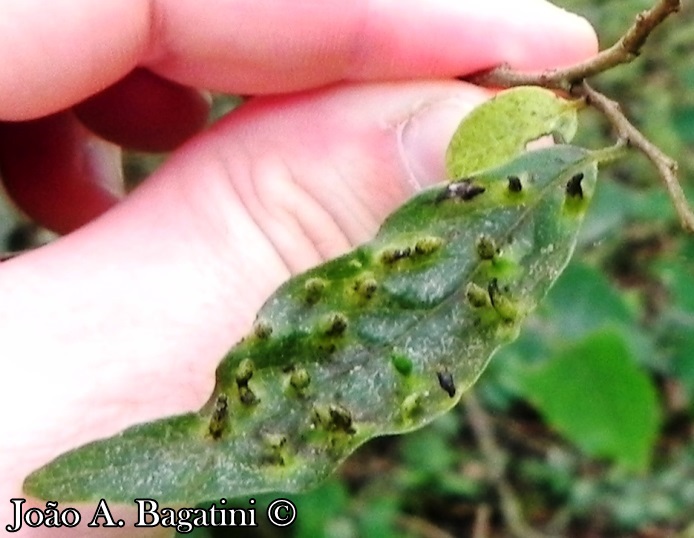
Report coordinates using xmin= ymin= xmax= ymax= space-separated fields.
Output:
xmin=399 ymin=96 xmax=485 ymax=189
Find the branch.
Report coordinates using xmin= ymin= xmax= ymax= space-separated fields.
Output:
xmin=464 ymin=393 xmax=555 ymax=538
xmin=472 ymin=505 xmax=492 ymax=538
xmin=577 ymin=82 xmax=694 ymax=232
xmin=466 ymin=0 xmax=693 ymax=232
xmin=396 ymin=514 xmax=456 ymax=538
xmin=471 ymin=0 xmax=681 ymax=90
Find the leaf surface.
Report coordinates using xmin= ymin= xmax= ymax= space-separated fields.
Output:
xmin=446 ymin=86 xmax=579 ymax=178
xmin=25 ymin=145 xmax=598 ymax=503
xmin=517 ymin=330 xmax=660 ymax=471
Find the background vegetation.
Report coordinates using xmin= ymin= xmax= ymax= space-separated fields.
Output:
xmin=2 ymin=0 xmax=692 ymax=536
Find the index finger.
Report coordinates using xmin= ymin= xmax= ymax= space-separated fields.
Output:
xmin=0 ymin=0 xmax=597 ymax=120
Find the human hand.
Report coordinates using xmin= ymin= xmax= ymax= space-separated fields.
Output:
xmin=0 ymin=1 xmax=596 ymax=535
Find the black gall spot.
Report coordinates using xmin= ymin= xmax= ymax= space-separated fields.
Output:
xmin=440 ymin=179 xmax=486 ymax=202
xmin=436 ymin=371 xmax=456 ymax=398
xmin=507 ymin=175 xmax=522 ymax=193
xmin=566 ymin=172 xmax=584 ymax=198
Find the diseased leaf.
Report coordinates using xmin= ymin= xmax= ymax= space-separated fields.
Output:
xmin=25 ymin=145 xmax=598 ymax=503
xmin=446 ymin=86 xmax=579 ymax=178
xmin=517 ymin=330 xmax=660 ymax=471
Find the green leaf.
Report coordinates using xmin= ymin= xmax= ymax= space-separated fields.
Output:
xmin=357 ymin=496 xmax=401 ymax=538
xmin=653 ymin=251 xmax=694 ymax=406
xmin=446 ymin=86 xmax=579 ymax=178
xmin=293 ymin=479 xmax=349 ymax=538
xmin=544 ymin=260 xmax=660 ymax=368
xmin=25 ymin=145 xmax=598 ymax=504
xmin=400 ymin=421 xmax=458 ymax=479
xmin=655 ymin=256 xmax=694 ymax=314
xmin=662 ymin=314 xmax=694 ymax=408
xmin=517 ymin=330 xmax=660 ymax=471
xmin=542 ymin=262 xmax=635 ymax=341
xmin=673 ymin=105 xmax=694 ymax=144
xmin=576 ymin=180 xmax=631 ymax=245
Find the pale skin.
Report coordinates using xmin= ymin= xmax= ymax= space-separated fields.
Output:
xmin=0 ymin=0 xmax=597 ymax=535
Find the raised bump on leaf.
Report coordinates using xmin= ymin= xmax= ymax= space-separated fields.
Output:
xmin=476 ymin=235 xmax=497 ymax=261
xmin=263 ymin=433 xmax=287 ymax=449
xmin=414 ymin=236 xmax=443 ymax=255
xmin=329 ymin=405 xmax=356 ymax=434
xmin=316 ymin=341 xmax=337 ymax=355
xmin=348 ymin=259 xmax=363 ymax=270
xmin=466 ymin=282 xmax=491 ymax=308
xmin=253 ymin=322 xmax=273 ymax=340
xmin=262 ymin=434 xmax=288 ymax=465
xmin=314 ymin=404 xmax=357 ymax=435
xmin=235 ymin=358 xmax=255 ymax=386
xmin=289 ymin=368 xmax=311 ymax=394
xmin=322 ymin=313 xmax=348 ymax=337
xmin=208 ymin=394 xmax=229 ymax=440
xmin=239 ymin=386 xmax=259 ymax=406
xmin=353 ymin=275 xmax=378 ymax=300
xmin=401 ymin=393 xmax=423 ymax=418
xmin=391 ymin=353 xmax=413 ymax=376
xmin=311 ymin=404 xmax=330 ymax=428
xmin=380 ymin=247 xmax=412 ymax=265
xmin=304 ymin=278 xmax=327 ymax=305
xmin=487 ymin=279 xmax=519 ymax=322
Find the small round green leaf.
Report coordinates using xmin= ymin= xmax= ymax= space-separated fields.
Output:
xmin=446 ymin=86 xmax=580 ymax=178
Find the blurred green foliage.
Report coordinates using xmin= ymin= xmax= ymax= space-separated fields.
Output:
xmin=517 ymin=329 xmax=660 ymax=471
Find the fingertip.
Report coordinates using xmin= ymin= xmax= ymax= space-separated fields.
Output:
xmin=347 ymin=0 xmax=599 ymax=80
xmin=515 ymin=0 xmax=599 ymax=69
xmin=0 ymin=1 xmax=150 ymax=121
xmin=562 ymin=9 xmax=600 ymax=62
xmin=398 ymin=85 xmax=490 ymax=187
xmin=500 ymin=1 xmax=599 ymax=70
xmin=0 ymin=113 xmax=122 ymax=234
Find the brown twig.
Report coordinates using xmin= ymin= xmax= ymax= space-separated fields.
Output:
xmin=465 ymin=393 xmax=557 ymax=538
xmin=396 ymin=514 xmax=456 ymax=538
xmin=471 ymin=0 xmax=681 ymax=90
xmin=467 ymin=0 xmax=693 ymax=232
xmin=577 ymin=81 xmax=694 ymax=232
xmin=472 ymin=504 xmax=492 ymax=538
